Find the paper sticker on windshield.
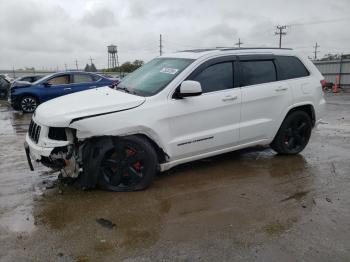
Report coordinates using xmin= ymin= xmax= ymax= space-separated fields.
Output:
xmin=160 ymin=67 xmax=178 ymax=74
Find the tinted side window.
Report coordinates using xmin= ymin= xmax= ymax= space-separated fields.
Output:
xmin=92 ymin=75 xmax=101 ymax=81
xmin=74 ymin=74 xmax=94 ymax=83
xmin=192 ymin=62 xmax=233 ymax=93
xmin=240 ymin=60 xmax=276 ymax=86
xmin=276 ymin=56 xmax=309 ymax=80
xmin=48 ymin=75 xmax=70 ymax=85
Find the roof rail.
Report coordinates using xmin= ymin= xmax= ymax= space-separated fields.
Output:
xmin=179 ymin=47 xmax=293 ymax=53
xmin=219 ymin=47 xmax=293 ymax=51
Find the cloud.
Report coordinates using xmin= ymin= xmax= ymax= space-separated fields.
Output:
xmin=81 ymin=8 xmax=116 ymax=27
xmin=0 ymin=0 xmax=349 ymax=69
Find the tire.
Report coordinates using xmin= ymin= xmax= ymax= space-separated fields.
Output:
xmin=20 ymin=96 xmax=38 ymax=113
xmin=271 ymin=111 xmax=312 ymax=155
xmin=97 ymin=136 xmax=158 ymax=191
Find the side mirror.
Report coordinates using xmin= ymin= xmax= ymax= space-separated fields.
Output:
xmin=43 ymin=82 xmax=52 ymax=87
xmin=177 ymin=80 xmax=202 ymax=98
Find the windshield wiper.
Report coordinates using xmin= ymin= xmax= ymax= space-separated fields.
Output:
xmin=115 ymin=85 xmax=140 ymax=96
xmin=115 ymin=86 xmax=130 ymax=93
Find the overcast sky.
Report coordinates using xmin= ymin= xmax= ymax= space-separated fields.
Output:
xmin=0 ymin=0 xmax=349 ymax=70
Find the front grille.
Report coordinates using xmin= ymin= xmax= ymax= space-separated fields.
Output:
xmin=28 ymin=120 xmax=41 ymax=143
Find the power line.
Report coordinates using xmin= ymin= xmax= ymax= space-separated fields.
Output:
xmin=275 ymin=25 xmax=287 ymax=48
xmin=313 ymin=42 xmax=320 ymax=60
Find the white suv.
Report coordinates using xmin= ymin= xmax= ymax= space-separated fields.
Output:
xmin=25 ymin=48 xmax=326 ymax=191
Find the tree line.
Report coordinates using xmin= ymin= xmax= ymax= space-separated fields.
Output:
xmin=100 ymin=60 xmax=144 ymax=73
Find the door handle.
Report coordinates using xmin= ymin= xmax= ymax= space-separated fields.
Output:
xmin=222 ymin=95 xmax=238 ymax=102
xmin=64 ymin=87 xmax=72 ymax=91
xmin=275 ymin=87 xmax=287 ymax=92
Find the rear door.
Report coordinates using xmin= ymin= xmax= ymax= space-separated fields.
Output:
xmin=166 ymin=56 xmax=242 ymax=159
xmin=238 ymin=55 xmax=293 ymax=143
xmin=71 ymin=73 xmax=98 ymax=93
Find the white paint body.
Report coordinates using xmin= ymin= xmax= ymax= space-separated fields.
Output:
xmin=26 ymin=49 xmax=326 ymax=172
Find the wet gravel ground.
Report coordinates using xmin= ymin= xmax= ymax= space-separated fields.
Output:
xmin=0 ymin=94 xmax=350 ymax=261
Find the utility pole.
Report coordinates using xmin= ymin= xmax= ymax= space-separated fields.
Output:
xmin=275 ymin=25 xmax=287 ymax=48
xmin=89 ymin=56 xmax=94 ymax=65
xmin=64 ymin=64 xmax=67 ymax=71
xmin=159 ymin=34 xmax=163 ymax=56
xmin=75 ymin=60 xmax=79 ymax=70
xmin=235 ymin=38 xmax=243 ymax=48
xmin=313 ymin=42 xmax=320 ymax=60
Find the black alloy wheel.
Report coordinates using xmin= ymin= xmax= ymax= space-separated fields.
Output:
xmin=98 ymin=136 xmax=158 ymax=191
xmin=271 ymin=111 xmax=312 ymax=155
xmin=20 ymin=96 xmax=38 ymax=113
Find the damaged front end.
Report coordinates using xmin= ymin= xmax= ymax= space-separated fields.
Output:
xmin=25 ymin=119 xmax=81 ymax=178
xmin=25 ymin=119 xmax=114 ymax=189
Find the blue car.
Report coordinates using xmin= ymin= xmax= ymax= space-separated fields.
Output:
xmin=10 ymin=71 xmax=116 ymax=113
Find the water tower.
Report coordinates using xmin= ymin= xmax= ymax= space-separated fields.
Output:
xmin=107 ymin=45 xmax=119 ymax=70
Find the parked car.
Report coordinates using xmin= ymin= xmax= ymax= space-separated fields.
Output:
xmin=24 ymin=48 xmax=325 ymax=191
xmin=15 ymin=75 xmax=45 ymax=83
xmin=10 ymin=71 xmax=116 ymax=113
xmin=0 ymin=74 xmax=14 ymax=83
xmin=0 ymin=76 xmax=11 ymax=99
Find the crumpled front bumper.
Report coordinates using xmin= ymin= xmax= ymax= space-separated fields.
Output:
xmin=25 ymin=133 xmax=56 ymax=160
xmin=24 ymin=132 xmax=72 ymax=171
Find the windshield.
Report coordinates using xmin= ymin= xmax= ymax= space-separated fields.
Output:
xmin=118 ymin=57 xmax=194 ymax=96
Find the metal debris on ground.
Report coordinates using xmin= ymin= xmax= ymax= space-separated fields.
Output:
xmin=96 ymin=218 xmax=116 ymax=229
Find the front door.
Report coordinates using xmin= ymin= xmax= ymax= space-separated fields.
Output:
xmin=41 ymin=73 xmax=72 ymax=102
xmin=166 ymin=59 xmax=241 ymax=160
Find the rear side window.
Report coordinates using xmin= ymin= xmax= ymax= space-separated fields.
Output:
xmin=276 ymin=56 xmax=309 ymax=80
xmin=240 ymin=60 xmax=276 ymax=86
xmin=74 ymin=74 xmax=94 ymax=83
xmin=192 ymin=62 xmax=233 ymax=93
xmin=92 ymin=75 xmax=101 ymax=81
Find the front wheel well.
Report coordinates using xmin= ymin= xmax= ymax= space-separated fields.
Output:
xmin=19 ymin=94 xmax=40 ymax=103
xmin=286 ymin=104 xmax=315 ymax=127
xmin=134 ymin=134 xmax=167 ymax=164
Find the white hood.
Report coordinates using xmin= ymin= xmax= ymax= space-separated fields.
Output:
xmin=34 ymin=86 xmax=145 ymax=127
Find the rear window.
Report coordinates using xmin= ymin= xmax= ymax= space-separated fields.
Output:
xmin=240 ymin=60 xmax=276 ymax=86
xmin=276 ymin=56 xmax=309 ymax=80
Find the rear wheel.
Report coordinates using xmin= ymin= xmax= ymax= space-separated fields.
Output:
xmin=98 ymin=136 xmax=158 ymax=191
xmin=20 ymin=96 xmax=38 ymax=113
xmin=271 ymin=111 xmax=312 ymax=155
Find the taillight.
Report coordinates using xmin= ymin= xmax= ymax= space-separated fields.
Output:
xmin=320 ymin=79 xmax=326 ymax=90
